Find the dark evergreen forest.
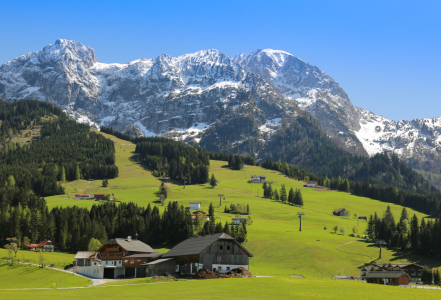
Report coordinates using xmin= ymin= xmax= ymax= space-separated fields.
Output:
xmin=367 ymin=206 xmax=441 ymax=259
xmin=0 ymin=100 xmax=118 ymax=197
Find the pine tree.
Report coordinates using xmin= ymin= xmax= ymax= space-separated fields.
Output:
xmin=288 ymin=188 xmax=295 ymax=205
xmin=297 ymin=189 xmax=303 ymax=206
xmin=410 ymin=214 xmax=420 ymax=253
xmin=7 ymin=175 xmax=15 ymax=188
xmin=247 ymin=204 xmax=249 ymax=214
xmin=273 ymin=189 xmax=279 ymax=201
xmin=60 ymin=166 xmax=66 ymax=183
xmin=75 ymin=164 xmax=81 ymax=180
xmin=210 ymin=174 xmax=217 ymax=188
xmin=223 ymin=222 xmax=230 ymax=235
xmin=209 ymin=202 xmax=214 ymax=217
xmin=262 ymin=182 xmax=268 ymax=198
xmin=280 ymin=184 xmax=287 ymax=203
xmin=400 ymin=208 xmax=409 ymax=224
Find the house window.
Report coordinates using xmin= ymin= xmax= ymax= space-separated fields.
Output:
xmin=137 ymin=259 xmax=141 ymax=264
xmin=227 ymin=267 xmax=230 ymax=271
xmin=144 ymin=260 xmax=148 ymax=264
xmin=220 ymin=245 xmax=223 ymax=250
xmin=124 ymin=260 xmax=128 ymax=263
xmin=130 ymin=260 xmax=134 ymax=264
xmin=227 ymin=245 xmax=230 ymax=251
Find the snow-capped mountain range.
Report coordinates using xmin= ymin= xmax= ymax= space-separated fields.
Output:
xmin=1 ymin=39 xmax=440 ymax=174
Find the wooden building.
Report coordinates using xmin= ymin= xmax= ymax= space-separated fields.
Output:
xmin=359 ymin=262 xmax=422 ymax=283
xmin=75 ymin=193 xmax=93 ymax=200
xmin=74 ymin=236 xmax=159 ymax=279
xmin=333 ymin=208 xmax=348 ymax=217
xmin=27 ymin=239 xmax=54 ymax=252
xmin=94 ymin=193 xmax=109 ymax=200
xmin=251 ymin=175 xmax=266 ymax=183
xmin=365 ymin=271 xmax=410 ymax=285
xmin=305 ymin=181 xmax=318 ymax=187
xmin=190 ymin=202 xmax=201 ymax=210
xmin=232 ymin=217 xmax=248 ymax=225
xmin=146 ymin=233 xmax=253 ymax=276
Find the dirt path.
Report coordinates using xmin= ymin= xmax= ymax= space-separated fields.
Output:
xmin=334 ymin=241 xmax=373 ymax=275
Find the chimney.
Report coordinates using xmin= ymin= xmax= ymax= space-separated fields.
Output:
xmin=135 ymin=232 xmax=138 ymax=240
xmin=127 ymin=236 xmax=132 ymax=242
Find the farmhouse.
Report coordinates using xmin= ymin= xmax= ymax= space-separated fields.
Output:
xmin=305 ymin=181 xmax=318 ymax=187
xmin=189 ymin=202 xmax=201 ymax=210
xmin=333 ymin=208 xmax=348 ymax=217
xmin=365 ymin=271 xmax=410 ymax=285
xmin=359 ymin=262 xmax=423 ymax=283
xmin=232 ymin=217 xmax=248 ymax=225
xmin=74 ymin=236 xmax=159 ymax=279
xmin=27 ymin=239 xmax=54 ymax=252
xmin=358 ymin=216 xmax=367 ymax=220
xmin=94 ymin=193 xmax=109 ymax=200
xmin=192 ymin=211 xmax=210 ymax=222
xmin=75 ymin=193 xmax=93 ymax=200
xmin=145 ymin=233 xmax=253 ymax=276
xmin=251 ymin=175 xmax=266 ymax=183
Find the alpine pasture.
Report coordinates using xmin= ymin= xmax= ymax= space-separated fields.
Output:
xmin=3 ymin=131 xmax=440 ymax=299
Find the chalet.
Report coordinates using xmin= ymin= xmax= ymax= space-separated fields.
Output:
xmin=74 ymin=236 xmax=160 ymax=279
xmin=333 ymin=208 xmax=348 ymax=217
xmin=358 ymin=216 xmax=367 ymax=220
xmin=251 ymin=175 xmax=266 ymax=183
xmin=189 ymin=202 xmax=201 ymax=210
xmin=365 ymin=271 xmax=410 ymax=285
xmin=359 ymin=262 xmax=423 ymax=283
xmin=232 ymin=217 xmax=248 ymax=225
xmin=75 ymin=193 xmax=93 ymax=200
xmin=305 ymin=181 xmax=318 ymax=187
xmin=94 ymin=193 xmax=109 ymax=200
xmin=191 ymin=211 xmax=210 ymax=222
xmin=144 ymin=233 xmax=253 ymax=276
xmin=27 ymin=240 xmax=54 ymax=252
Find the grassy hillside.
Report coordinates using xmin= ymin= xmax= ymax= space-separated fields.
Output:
xmin=1 ymin=276 xmax=441 ymax=299
xmin=44 ymin=132 xmax=440 ymax=278
xmin=0 ymin=249 xmax=75 ymax=270
xmin=0 ymin=262 xmax=91 ymax=289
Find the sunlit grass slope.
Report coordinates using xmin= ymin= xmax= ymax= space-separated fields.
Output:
xmin=0 ymin=262 xmax=91 ymax=289
xmin=0 ymin=249 xmax=76 ymax=269
xmin=1 ymin=276 xmax=441 ymax=300
xmin=45 ymin=132 xmax=440 ymax=277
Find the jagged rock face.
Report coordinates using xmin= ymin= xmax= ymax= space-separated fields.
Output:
xmin=1 ymin=39 xmax=440 ymax=174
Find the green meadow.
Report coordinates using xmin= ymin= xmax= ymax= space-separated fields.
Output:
xmin=0 ymin=262 xmax=91 ymax=289
xmin=0 ymin=249 xmax=76 ymax=269
xmin=1 ymin=276 xmax=441 ymax=299
xmin=2 ymin=131 xmax=438 ymax=298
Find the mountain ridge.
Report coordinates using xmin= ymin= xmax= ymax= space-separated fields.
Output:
xmin=1 ymin=39 xmax=440 ymax=179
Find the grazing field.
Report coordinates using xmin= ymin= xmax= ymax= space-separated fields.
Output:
xmin=0 ymin=262 xmax=91 ymax=289
xmin=44 ymin=132 xmax=439 ymax=278
xmin=0 ymin=249 xmax=76 ymax=270
xmin=1 ymin=276 xmax=441 ymax=299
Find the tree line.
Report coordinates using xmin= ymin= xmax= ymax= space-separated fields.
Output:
xmin=261 ymin=159 xmax=441 ymax=217
xmin=366 ymin=206 xmax=441 ymax=259
xmin=261 ymin=182 xmax=304 ymax=206
xmin=0 ymin=197 xmax=247 ymax=252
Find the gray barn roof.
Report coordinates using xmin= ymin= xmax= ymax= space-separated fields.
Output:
xmin=74 ymin=251 xmax=96 ymax=259
xmin=163 ymin=233 xmax=253 ymax=258
xmin=104 ymin=238 xmax=157 ymax=253
xmin=365 ymin=271 xmax=409 ymax=279
xmin=142 ymin=258 xmax=175 ymax=266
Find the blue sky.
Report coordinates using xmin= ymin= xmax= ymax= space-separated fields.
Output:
xmin=1 ymin=0 xmax=440 ymax=121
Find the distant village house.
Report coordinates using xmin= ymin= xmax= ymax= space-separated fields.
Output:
xmin=94 ymin=193 xmax=110 ymax=200
xmin=251 ymin=175 xmax=266 ymax=183
xmin=305 ymin=181 xmax=318 ymax=187
xmin=75 ymin=193 xmax=93 ymax=200
xmin=189 ymin=202 xmax=201 ymax=210
xmin=27 ymin=239 xmax=54 ymax=252
xmin=359 ymin=262 xmax=422 ymax=283
xmin=232 ymin=217 xmax=248 ymax=225
xmin=192 ymin=211 xmax=210 ymax=222
xmin=333 ymin=208 xmax=348 ymax=217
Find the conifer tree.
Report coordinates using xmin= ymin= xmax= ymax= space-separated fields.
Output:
xmin=280 ymin=184 xmax=287 ymax=203
xmin=75 ymin=165 xmax=81 ymax=180
xmin=60 ymin=166 xmax=66 ymax=183
xmin=209 ymin=202 xmax=214 ymax=217
xmin=297 ymin=189 xmax=303 ymax=206
xmin=288 ymin=188 xmax=295 ymax=205
xmin=273 ymin=189 xmax=279 ymax=201
xmin=210 ymin=174 xmax=217 ymax=188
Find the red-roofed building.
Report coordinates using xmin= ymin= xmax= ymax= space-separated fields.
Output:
xmin=191 ymin=211 xmax=210 ymax=222
xmin=27 ymin=240 xmax=54 ymax=252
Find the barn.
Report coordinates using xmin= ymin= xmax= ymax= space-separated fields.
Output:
xmin=146 ymin=233 xmax=253 ymax=276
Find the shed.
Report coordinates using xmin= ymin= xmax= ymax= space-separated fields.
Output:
xmin=251 ymin=175 xmax=266 ymax=183
xmin=365 ymin=271 xmax=410 ymax=285
xmin=333 ymin=208 xmax=348 ymax=217
xmin=305 ymin=181 xmax=318 ymax=187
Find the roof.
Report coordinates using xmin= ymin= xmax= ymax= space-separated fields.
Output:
xmin=142 ymin=258 xmax=175 ymax=266
xmin=365 ymin=271 xmax=409 ymax=279
xmin=332 ymin=275 xmax=353 ymax=279
xmin=252 ymin=175 xmax=265 ymax=177
xmin=29 ymin=240 xmax=52 ymax=247
xmin=74 ymin=251 xmax=96 ymax=259
xmin=124 ymin=253 xmax=163 ymax=259
xmin=163 ymin=233 xmax=253 ymax=258
xmin=101 ymin=238 xmax=157 ymax=253
xmin=334 ymin=208 xmax=346 ymax=212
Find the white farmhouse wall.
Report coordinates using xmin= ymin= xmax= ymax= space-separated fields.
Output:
xmin=190 ymin=203 xmax=201 ymax=210
xmin=77 ymin=266 xmax=104 ymax=279
xmin=212 ymin=264 xmax=248 ymax=273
